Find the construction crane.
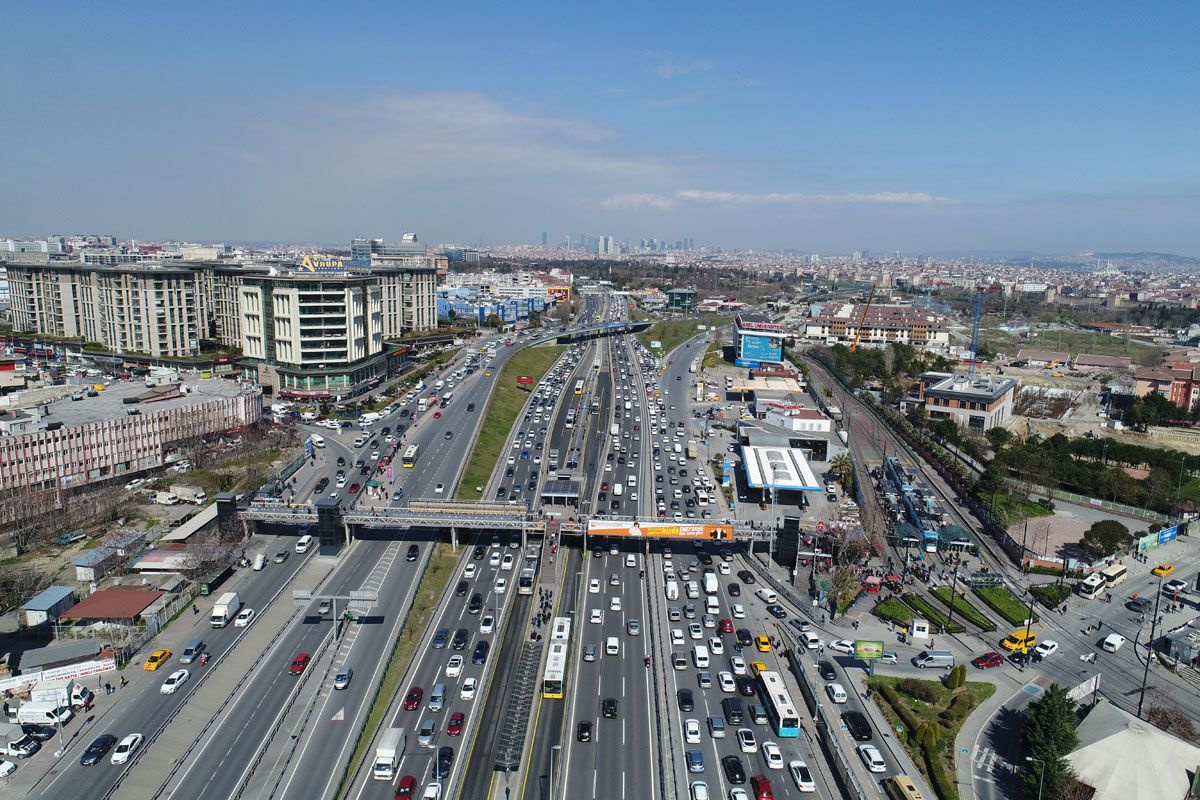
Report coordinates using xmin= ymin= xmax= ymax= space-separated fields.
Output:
xmin=849 ymin=283 xmax=876 ymax=353
xmin=968 ymin=288 xmax=985 ymax=377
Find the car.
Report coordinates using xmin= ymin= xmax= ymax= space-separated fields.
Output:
xmin=444 ymin=431 xmax=453 ymax=440
xmin=472 ymin=546 xmax=486 ymax=560
xmin=690 ymin=781 xmax=710 ymax=800
xmin=488 ymin=551 xmax=502 ymax=567
xmin=817 ymin=660 xmax=838 ymax=680
xmin=576 ymin=720 xmax=593 ymax=742
xmin=709 ymin=637 xmax=725 ymax=655
xmin=1033 ymin=640 xmax=1059 ymax=658
xmin=80 ymin=734 xmax=118 ymax=766
xmin=689 ymin=622 xmax=704 ymax=640
xmin=829 ymin=639 xmax=855 ymax=655
xmin=737 ymin=570 xmax=756 ymax=584
xmin=857 ymin=743 xmax=887 ymax=773
xmin=160 ymin=669 xmax=190 ymax=694
xmin=468 ymin=593 xmax=483 ymax=614
xmin=317 ymin=599 xmax=332 ymax=616
xmin=590 ymin=609 xmax=603 ymax=624
xmin=472 ymin=640 xmax=490 ymax=665
xmin=765 ymin=604 xmax=787 ymax=620
xmin=602 ymin=697 xmax=619 ymax=718
xmin=841 ymin=710 xmax=873 ymax=741
xmin=434 ymin=483 xmax=444 ymax=493
xmin=736 ymin=675 xmax=757 ymax=697
xmin=730 ymin=655 xmax=748 ymax=675
xmin=274 ymin=550 xmax=289 ymax=563
xmin=754 ymin=635 xmax=771 ymax=653
xmin=717 ymin=671 xmax=736 ymax=692
xmin=418 ymin=719 xmax=438 ymax=748
xmin=434 ymin=746 xmax=454 ymax=779
xmin=21 ymin=724 xmax=55 ymax=741
xmin=1128 ymin=596 xmax=1153 ymax=613
xmin=685 ymin=718 xmax=702 ymax=743
xmin=111 ymin=733 xmax=144 ymax=765
xmin=1152 ymin=563 xmax=1175 ymax=576
xmin=627 ymin=619 xmax=641 ymax=636
xmin=460 ymin=677 xmax=478 ymax=699
xmin=333 ymin=666 xmax=353 ymax=690
xmin=348 ymin=483 xmax=360 ymax=494
xmin=494 ymin=577 xmax=508 ymax=594
xmin=736 ymin=727 xmax=758 ymax=753
xmin=403 ymin=687 xmax=424 ymax=709
xmin=721 ymin=754 xmax=747 ymax=784
xmin=1164 ymin=578 xmax=1189 ymax=595
xmin=788 ymin=759 xmax=816 ymax=792
xmin=432 ymin=628 xmax=450 ymax=649
xmin=731 ymin=604 xmax=746 ymax=619
xmin=736 ymin=628 xmax=753 ymax=647
xmin=143 ymin=649 xmax=172 ymax=671
xmin=973 ymin=651 xmax=1005 ymax=669
xmin=678 ymin=688 xmax=695 ymax=712
xmin=588 ymin=578 xmax=601 ymax=594
xmin=394 ymin=774 xmax=418 ymax=798
xmin=583 ymin=644 xmax=598 ymax=662
xmin=480 ymin=614 xmax=495 ymax=634
xmin=826 ymin=682 xmax=848 ymax=703
xmin=455 ymin=580 xmax=469 ymax=597
xmin=686 ymin=749 xmax=705 ymax=773
xmin=447 ymin=711 xmax=465 ymax=736
xmin=289 ymin=653 xmax=311 ymax=674
xmin=446 ymin=655 xmax=464 ymax=677
xmin=759 ymin=741 xmax=785 ymax=771
xmin=234 ymin=607 xmax=256 ymax=627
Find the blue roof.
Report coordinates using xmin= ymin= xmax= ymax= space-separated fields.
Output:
xmin=75 ymin=547 xmax=117 ymax=567
xmin=22 ymin=585 xmax=76 ymax=612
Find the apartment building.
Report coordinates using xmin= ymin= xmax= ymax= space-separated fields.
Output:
xmin=1134 ymin=364 xmax=1200 ymax=410
xmin=803 ymin=303 xmax=949 ymax=350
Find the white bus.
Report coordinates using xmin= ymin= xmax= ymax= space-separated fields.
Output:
xmin=542 ymin=617 xmax=572 ymax=698
xmin=1099 ymin=563 xmax=1128 ymax=588
xmin=401 ymin=445 xmax=419 ymax=468
xmin=695 ymin=489 xmax=710 ymax=507
xmin=1077 ymin=573 xmax=1105 ymax=599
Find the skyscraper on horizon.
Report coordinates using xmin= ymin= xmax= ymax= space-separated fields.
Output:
xmin=541 ymin=231 xmax=547 ymax=246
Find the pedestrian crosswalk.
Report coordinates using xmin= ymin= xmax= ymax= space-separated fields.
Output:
xmin=972 ymin=745 xmax=1006 ymax=782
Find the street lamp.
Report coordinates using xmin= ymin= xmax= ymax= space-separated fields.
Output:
xmin=1137 ymin=571 xmax=1166 ymax=718
xmin=1025 ymin=756 xmax=1045 ymax=800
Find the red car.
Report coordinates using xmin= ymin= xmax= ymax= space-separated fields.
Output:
xmin=447 ymin=711 xmax=464 ymax=736
xmin=394 ymin=774 xmax=417 ymax=798
xmin=403 ymin=686 xmax=424 ymax=710
xmin=348 ymin=483 xmax=360 ymax=493
xmin=601 ymin=482 xmax=609 ymax=491
xmin=750 ymin=775 xmax=774 ymax=800
xmin=719 ymin=618 xmax=734 ymax=634
xmin=288 ymin=653 xmax=311 ymax=675
xmin=972 ymin=652 xmax=1005 ymax=669
xmin=433 ymin=411 xmax=442 ymax=419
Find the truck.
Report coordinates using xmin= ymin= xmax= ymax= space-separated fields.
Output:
xmin=13 ymin=701 xmax=73 ymax=726
xmin=702 ymin=573 xmax=719 ymax=595
xmin=373 ymin=726 xmax=406 ymax=781
xmin=31 ymin=677 xmax=93 ymax=709
xmin=612 ymin=483 xmax=624 ymax=498
xmin=210 ymin=591 xmax=242 ymax=628
xmin=155 ymin=491 xmax=180 ymax=505
xmin=665 ymin=580 xmax=679 ymax=601
xmin=0 ymin=722 xmax=40 ymax=758
xmin=686 ymin=441 xmax=698 ymax=460
xmin=170 ymin=484 xmax=208 ymax=505
xmin=609 ymin=423 xmax=620 ymax=436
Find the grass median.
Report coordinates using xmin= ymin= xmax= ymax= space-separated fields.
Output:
xmin=636 ymin=315 xmax=731 ymax=356
xmin=903 ymin=593 xmax=965 ymax=634
xmin=339 ymin=542 xmax=460 ymax=795
xmin=930 ymin=587 xmax=996 ymax=631
xmin=974 ymin=585 xmax=1039 ymax=626
xmin=457 ymin=344 xmax=565 ymax=499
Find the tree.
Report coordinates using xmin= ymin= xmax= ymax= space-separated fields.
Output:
xmin=1021 ymin=683 xmax=1080 ymax=799
xmin=1080 ymin=519 xmax=1132 ymax=559
xmin=985 ymin=426 xmax=1013 ymax=452
xmin=830 ymin=454 xmax=854 ymax=487
xmin=484 ymin=314 xmax=502 ymax=329
xmin=1148 ymin=705 xmax=1198 ymax=742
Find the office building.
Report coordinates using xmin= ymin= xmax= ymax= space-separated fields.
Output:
xmin=918 ymin=373 xmax=1017 ymax=432
xmin=666 ymin=288 xmax=697 ymax=312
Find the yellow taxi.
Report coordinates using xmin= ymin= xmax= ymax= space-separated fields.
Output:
xmin=749 ymin=660 xmax=769 ymax=677
xmin=144 ymin=648 xmax=172 ymax=671
xmin=1152 ymin=563 xmax=1175 ymax=577
xmin=754 ymin=635 xmax=772 ymax=653
xmin=999 ymin=630 xmax=1036 ymax=652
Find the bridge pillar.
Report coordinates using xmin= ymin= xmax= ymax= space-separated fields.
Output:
xmin=316 ymin=497 xmax=343 ymax=557
xmin=450 ymin=526 xmax=458 ymax=549
xmin=343 ymin=520 xmax=352 ymax=544
xmin=520 ymin=525 xmax=527 ymax=550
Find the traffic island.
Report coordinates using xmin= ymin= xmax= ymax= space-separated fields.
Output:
xmin=868 ymin=674 xmax=995 ymax=800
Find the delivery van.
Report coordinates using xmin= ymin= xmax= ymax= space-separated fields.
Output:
xmin=912 ymin=650 xmax=955 ymax=669
xmin=606 ymin=636 xmax=620 ymax=656
xmin=253 ymin=553 xmax=267 ymax=571
xmin=755 ymin=588 xmax=778 ymax=604
xmin=296 ymin=534 xmax=314 ymax=553
xmin=693 ymin=645 xmax=710 ymax=668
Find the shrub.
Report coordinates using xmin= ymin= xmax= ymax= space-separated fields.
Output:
xmin=898 ymin=678 xmax=944 ymax=705
xmin=924 ymin=746 xmax=960 ymax=800
xmin=943 ymin=664 xmax=966 ymax=690
xmin=877 ymin=682 xmax=924 ymax=740
xmin=1030 ymin=583 xmax=1073 ymax=609
xmin=940 ymin=692 xmax=973 ymax=725
xmin=919 ymin=722 xmax=942 ymax=750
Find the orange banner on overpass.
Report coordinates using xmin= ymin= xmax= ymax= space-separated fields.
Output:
xmin=586 ymin=520 xmax=733 ymax=540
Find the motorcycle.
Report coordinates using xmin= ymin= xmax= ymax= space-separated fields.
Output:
xmin=644 ymin=657 xmax=651 ymax=668
xmin=199 ymin=652 xmax=210 ymax=666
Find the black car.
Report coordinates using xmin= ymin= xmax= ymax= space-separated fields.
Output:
xmin=727 ymin=582 xmax=741 ymax=597
xmin=765 ymin=604 xmax=787 ymax=619
xmin=506 ymin=467 xmax=514 ymax=477
xmin=21 ymin=723 xmax=56 ymax=741
xmin=841 ymin=710 xmax=873 ymax=741
xmin=432 ymin=627 xmax=450 ymax=648
xmin=472 ymin=640 xmax=490 ymax=665
xmin=444 ymin=431 xmax=453 ymax=440
xmin=736 ymin=628 xmax=753 ymax=647
xmin=434 ymin=745 xmax=454 ymax=779
xmin=737 ymin=570 xmax=756 ymax=585
xmin=602 ymin=697 xmax=618 ymax=718
xmin=678 ymin=688 xmax=694 ymax=712
xmin=818 ymin=660 xmax=837 ymax=680
xmin=721 ymin=755 xmax=747 ymax=784
xmin=735 ymin=675 xmax=757 ymax=697
xmin=80 ymin=734 xmax=118 ymax=766
xmin=496 ymin=486 xmax=507 ymax=498
xmin=472 ymin=546 xmax=486 ymax=560
xmin=452 ymin=628 xmax=469 ymax=650
xmin=468 ymin=593 xmax=483 ymax=614
xmin=467 ymin=403 xmax=475 ymax=412
xmin=576 ymin=720 xmax=593 ymax=742
xmin=407 ymin=544 xmax=420 ymax=562
xmin=336 ymin=456 xmax=346 ymax=466
xmin=454 ymin=580 xmax=469 ymax=597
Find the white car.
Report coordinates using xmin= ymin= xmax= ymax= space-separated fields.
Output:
xmin=690 ymin=781 xmax=710 ymax=800
xmin=434 ymin=483 xmax=444 ymax=493
xmin=480 ymin=614 xmax=495 ymax=634
xmin=111 ymin=733 xmax=144 ymax=765
xmin=718 ymin=562 xmax=730 ymax=575
xmin=728 ymin=791 xmax=749 ymax=800
xmin=0 ymin=760 xmax=15 ymax=778
xmin=736 ymin=727 xmax=758 ymax=753
xmin=589 ymin=578 xmax=601 ymax=594
xmin=730 ymin=656 xmax=747 ymax=676
xmin=160 ymin=669 xmax=190 ymax=695
xmin=762 ymin=741 xmax=784 ymax=770
xmin=464 ymin=563 xmax=478 ymax=579
xmin=826 ymin=683 xmax=848 ymax=703
xmin=489 ymin=552 xmax=501 ymax=567
xmin=446 ymin=655 xmax=464 ymax=678
xmin=689 ymin=622 xmax=703 ymax=640
xmin=460 ymin=677 xmax=478 ymax=699
xmin=610 ymin=596 xmax=622 ymax=611
xmin=858 ymin=743 xmax=886 ymax=773
xmin=625 ymin=554 xmax=637 ymax=568
xmin=671 ymin=628 xmax=685 ymax=645
xmin=590 ymin=609 xmax=603 ymax=624
xmin=234 ymin=608 xmax=256 ymax=627
xmin=730 ymin=604 xmax=746 ymax=619
xmin=717 ymin=671 xmax=736 ymax=693
xmin=684 ymin=718 xmax=701 ymax=744
xmin=1034 ymin=640 xmax=1059 ymax=658
xmin=788 ymin=759 xmax=817 ymax=792
xmin=830 ymin=640 xmax=856 ymax=655
xmin=708 ymin=637 xmax=724 ymax=655
xmin=501 ymin=554 xmax=515 ymax=570
xmin=494 ymin=577 xmax=508 ymax=594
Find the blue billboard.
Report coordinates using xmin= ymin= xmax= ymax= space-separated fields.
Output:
xmin=739 ymin=332 xmax=783 ymax=363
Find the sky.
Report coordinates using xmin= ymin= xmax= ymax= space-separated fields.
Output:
xmin=2 ymin=2 xmax=1198 ymax=255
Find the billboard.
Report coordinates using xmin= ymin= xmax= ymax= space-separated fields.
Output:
xmin=650 ymin=340 xmax=663 ymax=350
xmin=739 ymin=332 xmax=783 ymax=363
xmin=294 ymin=254 xmax=346 ymax=275
xmin=546 ymin=287 xmax=571 ymax=303
xmin=516 ymin=375 xmax=533 ymax=385
xmin=854 ymin=640 xmax=885 ymax=660
xmin=586 ymin=520 xmax=733 ymax=540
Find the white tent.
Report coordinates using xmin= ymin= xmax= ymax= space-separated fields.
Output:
xmin=1068 ymin=701 xmax=1200 ymax=800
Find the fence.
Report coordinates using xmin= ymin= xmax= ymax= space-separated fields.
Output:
xmin=1026 ymin=484 xmax=1173 ymax=525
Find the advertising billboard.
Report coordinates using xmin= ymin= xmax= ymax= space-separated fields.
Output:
xmin=294 ymin=254 xmax=346 ymax=275
xmin=854 ymin=640 xmax=885 ymax=660
xmin=650 ymin=340 xmax=663 ymax=350
xmin=739 ymin=332 xmax=783 ymax=363
xmin=546 ymin=287 xmax=571 ymax=303
xmin=586 ymin=520 xmax=733 ymax=540
xmin=517 ymin=375 xmax=533 ymax=385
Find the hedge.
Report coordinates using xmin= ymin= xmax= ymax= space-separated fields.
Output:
xmin=1030 ymin=582 xmax=1073 ymax=609
xmin=872 ymin=597 xmax=914 ymax=627
xmin=974 ymin=586 xmax=1039 ymax=626
xmin=903 ymin=593 xmax=966 ymax=634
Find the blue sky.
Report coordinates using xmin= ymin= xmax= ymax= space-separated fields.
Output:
xmin=3 ymin=2 xmax=1198 ymax=255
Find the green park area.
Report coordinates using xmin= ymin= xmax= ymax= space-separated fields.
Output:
xmin=974 ymin=585 xmax=1038 ymax=626
xmin=636 ymin=315 xmax=731 ymax=356
xmin=457 ymin=344 xmax=565 ymax=499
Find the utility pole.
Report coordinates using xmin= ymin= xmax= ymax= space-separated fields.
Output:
xmin=1137 ymin=572 xmax=1166 ymax=718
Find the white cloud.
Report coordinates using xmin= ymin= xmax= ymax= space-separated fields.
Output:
xmin=655 ymin=57 xmax=714 ymax=79
xmin=600 ymin=188 xmax=959 ymax=210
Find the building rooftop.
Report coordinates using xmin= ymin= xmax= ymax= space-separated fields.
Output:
xmin=924 ymin=374 xmax=1018 ymax=403
xmin=21 ymin=585 xmax=76 ymax=612
xmin=63 ymin=587 xmax=164 ymax=621
xmin=1068 ymin=701 xmax=1200 ymax=800
xmin=36 ymin=376 xmax=255 ymax=429
xmin=741 ymin=444 xmax=822 ymax=491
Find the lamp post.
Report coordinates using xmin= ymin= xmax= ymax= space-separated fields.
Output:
xmin=1025 ymin=756 xmax=1045 ymax=800
xmin=1137 ymin=571 xmax=1166 ymax=718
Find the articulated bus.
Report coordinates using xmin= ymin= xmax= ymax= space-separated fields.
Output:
xmin=882 ymin=775 xmax=927 ymax=800
xmin=757 ymin=671 xmax=801 ymax=737
xmin=401 ymin=445 xmax=419 ymax=467
xmin=542 ymin=617 xmax=572 ymax=698
xmin=574 ymin=379 xmax=584 ymax=396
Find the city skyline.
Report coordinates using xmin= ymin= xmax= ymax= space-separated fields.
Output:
xmin=3 ymin=3 xmax=1198 ymax=255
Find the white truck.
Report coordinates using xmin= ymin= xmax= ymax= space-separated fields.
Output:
xmin=373 ymin=726 xmax=406 ymax=781
xmin=686 ymin=441 xmax=698 ymax=460
xmin=702 ymin=573 xmax=719 ymax=596
xmin=609 ymin=423 xmax=620 ymax=436
xmin=155 ymin=491 xmax=180 ymax=505
xmin=170 ymin=484 xmax=208 ymax=505
xmin=210 ymin=591 xmax=242 ymax=628
xmin=665 ymin=580 xmax=679 ymax=601
xmin=13 ymin=701 xmax=73 ymax=726
xmin=31 ymin=677 xmax=93 ymax=709
xmin=0 ymin=722 xmax=40 ymax=758
xmin=300 ymin=410 xmax=319 ymax=422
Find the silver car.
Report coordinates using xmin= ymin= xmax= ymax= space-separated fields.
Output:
xmin=333 ymin=666 xmax=353 ymax=690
